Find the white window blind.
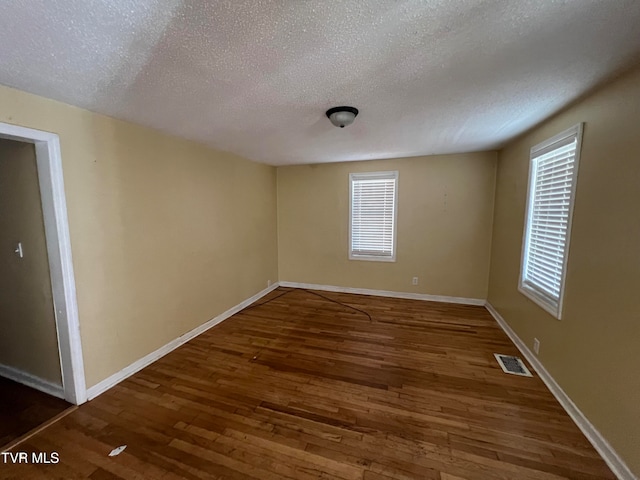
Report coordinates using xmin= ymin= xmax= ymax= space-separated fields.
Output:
xmin=349 ymin=171 xmax=398 ymax=261
xmin=520 ymin=124 xmax=583 ymax=319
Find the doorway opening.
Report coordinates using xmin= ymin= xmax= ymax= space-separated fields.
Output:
xmin=0 ymin=123 xmax=85 ymax=417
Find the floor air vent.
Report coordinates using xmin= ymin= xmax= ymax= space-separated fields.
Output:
xmin=494 ymin=353 xmax=532 ymax=377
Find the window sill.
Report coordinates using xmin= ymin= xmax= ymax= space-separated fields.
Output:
xmin=518 ymin=283 xmax=562 ymax=320
xmin=349 ymin=254 xmax=396 ymax=263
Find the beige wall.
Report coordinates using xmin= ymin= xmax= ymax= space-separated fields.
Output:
xmin=488 ymin=65 xmax=640 ymax=475
xmin=277 ymin=153 xmax=497 ymax=299
xmin=0 ymin=85 xmax=279 ymax=389
xmin=0 ymin=139 xmax=62 ymax=384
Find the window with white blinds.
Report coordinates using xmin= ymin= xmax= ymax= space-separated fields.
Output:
xmin=519 ymin=124 xmax=583 ymax=319
xmin=349 ymin=171 xmax=398 ymax=261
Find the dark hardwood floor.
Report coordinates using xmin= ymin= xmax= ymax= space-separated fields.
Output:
xmin=0 ymin=375 xmax=72 ymax=449
xmin=3 ymin=288 xmax=615 ymax=479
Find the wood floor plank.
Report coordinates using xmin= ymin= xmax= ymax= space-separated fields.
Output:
xmin=1 ymin=288 xmax=615 ymax=479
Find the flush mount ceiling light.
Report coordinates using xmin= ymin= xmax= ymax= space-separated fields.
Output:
xmin=326 ymin=106 xmax=359 ymax=128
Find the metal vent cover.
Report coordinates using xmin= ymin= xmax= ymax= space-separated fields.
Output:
xmin=494 ymin=353 xmax=532 ymax=377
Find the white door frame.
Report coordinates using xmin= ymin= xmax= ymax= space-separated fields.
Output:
xmin=0 ymin=121 xmax=86 ymax=405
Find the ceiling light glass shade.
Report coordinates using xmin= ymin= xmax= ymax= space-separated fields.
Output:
xmin=326 ymin=106 xmax=359 ymax=128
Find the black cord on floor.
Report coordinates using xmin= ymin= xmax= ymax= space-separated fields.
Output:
xmin=245 ymin=287 xmax=375 ymax=363
xmin=301 ymin=289 xmax=374 ymax=323
xmin=244 ymin=288 xmax=295 ymax=311
xmin=244 ymin=287 xmax=373 ymax=323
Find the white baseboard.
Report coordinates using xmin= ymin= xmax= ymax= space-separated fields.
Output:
xmin=86 ymin=283 xmax=280 ymax=401
xmin=485 ymin=302 xmax=636 ymax=480
xmin=279 ymin=281 xmax=485 ymax=306
xmin=0 ymin=363 xmax=64 ymax=399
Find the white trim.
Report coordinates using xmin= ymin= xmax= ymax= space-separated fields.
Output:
xmin=349 ymin=170 xmax=399 ymax=263
xmin=86 ymin=283 xmax=280 ymax=400
xmin=0 ymin=122 xmax=86 ymax=405
xmin=531 ymin=123 xmax=582 ymax=156
xmin=518 ymin=123 xmax=584 ymax=320
xmin=279 ymin=281 xmax=485 ymax=306
xmin=349 ymin=253 xmax=397 ymax=263
xmin=485 ymin=302 xmax=637 ymax=480
xmin=0 ymin=363 xmax=65 ymax=400
xmin=517 ymin=283 xmax=560 ymax=318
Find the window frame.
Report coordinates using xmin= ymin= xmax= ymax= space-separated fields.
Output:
xmin=518 ymin=123 xmax=584 ymax=320
xmin=349 ymin=170 xmax=399 ymax=262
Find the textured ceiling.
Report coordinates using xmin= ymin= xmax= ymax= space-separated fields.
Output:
xmin=1 ymin=1 xmax=640 ymax=165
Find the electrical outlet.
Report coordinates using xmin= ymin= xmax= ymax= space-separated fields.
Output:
xmin=412 ymin=277 xmax=419 ymax=286
xmin=267 ymin=280 xmax=272 ymax=287
xmin=533 ymin=338 xmax=540 ymax=355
